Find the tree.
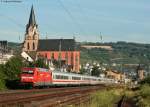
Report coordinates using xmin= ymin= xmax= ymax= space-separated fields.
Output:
xmin=91 ymin=66 xmax=100 ymax=77
xmin=29 ymin=58 xmax=49 ymax=69
xmin=0 ymin=64 xmax=6 ymax=89
xmin=3 ymin=56 xmax=24 ymax=80
xmin=140 ymin=76 xmax=150 ymax=85
xmin=80 ymin=67 xmax=87 ymax=74
xmin=35 ymin=58 xmax=48 ymax=68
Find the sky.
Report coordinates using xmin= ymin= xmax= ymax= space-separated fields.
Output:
xmin=0 ymin=0 xmax=150 ymax=43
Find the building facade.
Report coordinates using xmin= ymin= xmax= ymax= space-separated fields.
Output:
xmin=0 ymin=41 xmax=8 ymax=54
xmin=106 ymin=70 xmax=125 ymax=81
xmin=137 ymin=65 xmax=145 ymax=80
xmin=22 ymin=6 xmax=80 ymax=72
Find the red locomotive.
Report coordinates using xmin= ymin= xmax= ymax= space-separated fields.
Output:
xmin=21 ymin=67 xmax=52 ymax=87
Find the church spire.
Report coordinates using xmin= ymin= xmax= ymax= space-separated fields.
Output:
xmin=28 ymin=5 xmax=36 ymax=26
xmin=23 ymin=5 xmax=39 ymax=52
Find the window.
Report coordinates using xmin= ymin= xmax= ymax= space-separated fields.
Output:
xmin=22 ymin=70 xmax=33 ymax=74
xmin=38 ymin=68 xmax=49 ymax=72
xmin=51 ymin=53 xmax=54 ymax=59
xmin=72 ymin=76 xmax=81 ymax=80
xmin=27 ymin=42 xmax=30 ymax=50
xmin=65 ymin=52 xmax=68 ymax=64
xmin=71 ymin=52 xmax=73 ymax=63
xmin=54 ymin=75 xmax=69 ymax=80
xmin=33 ymin=42 xmax=35 ymax=50
xmin=45 ymin=53 xmax=47 ymax=58
xmin=83 ymin=78 xmax=90 ymax=80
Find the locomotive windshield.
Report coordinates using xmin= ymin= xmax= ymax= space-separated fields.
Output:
xmin=22 ymin=70 xmax=34 ymax=74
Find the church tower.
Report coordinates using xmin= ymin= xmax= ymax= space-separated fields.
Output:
xmin=22 ymin=5 xmax=39 ymax=52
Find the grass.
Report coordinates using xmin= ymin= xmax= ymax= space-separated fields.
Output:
xmin=136 ymin=84 xmax=150 ymax=107
xmin=89 ymin=89 xmax=123 ymax=107
xmin=66 ymin=88 xmax=123 ymax=107
xmin=0 ymin=79 xmax=6 ymax=90
xmin=66 ymin=85 xmax=150 ymax=107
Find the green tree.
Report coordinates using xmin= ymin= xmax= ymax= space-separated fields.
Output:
xmin=0 ymin=64 xmax=6 ymax=89
xmin=34 ymin=58 xmax=49 ymax=68
xmin=91 ymin=66 xmax=100 ymax=76
xmin=3 ymin=56 xmax=23 ymax=80
xmin=140 ymin=76 xmax=150 ymax=85
xmin=80 ymin=67 xmax=87 ymax=74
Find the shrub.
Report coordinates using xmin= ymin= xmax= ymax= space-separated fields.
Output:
xmin=140 ymin=84 xmax=150 ymax=98
xmin=137 ymin=84 xmax=150 ymax=107
xmin=3 ymin=56 xmax=23 ymax=80
xmin=140 ymin=76 xmax=150 ymax=85
xmin=89 ymin=89 xmax=121 ymax=107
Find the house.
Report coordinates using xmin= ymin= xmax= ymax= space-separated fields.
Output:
xmin=106 ymin=70 xmax=125 ymax=81
xmin=0 ymin=41 xmax=13 ymax=64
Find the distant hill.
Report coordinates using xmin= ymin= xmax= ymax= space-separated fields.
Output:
xmin=8 ymin=42 xmax=22 ymax=54
xmin=80 ymin=41 xmax=150 ymax=66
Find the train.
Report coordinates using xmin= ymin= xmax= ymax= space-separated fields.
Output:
xmin=20 ymin=67 xmax=116 ymax=87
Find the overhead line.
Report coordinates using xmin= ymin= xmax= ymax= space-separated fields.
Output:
xmin=57 ymin=0 xmax=86 ymax=35
xmin=0 ymin=13 xmax=24 ymax=29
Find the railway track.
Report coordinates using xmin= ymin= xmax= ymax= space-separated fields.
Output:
xmin=118 ymin=95 xmax=136 ymax=107
xmin=0 ymin=85 xmax=104 ymax=107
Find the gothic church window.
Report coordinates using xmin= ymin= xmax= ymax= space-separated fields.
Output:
xmin=27 ymin=42 xmax=30 ymax=50
xmin=33 ymin=42 xmax=35 ymax=50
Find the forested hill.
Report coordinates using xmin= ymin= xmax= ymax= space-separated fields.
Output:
xmin=79 ymin=41 xmax=150 ymax=65
xmin=8 ymin=42 xmax=21 ymax=54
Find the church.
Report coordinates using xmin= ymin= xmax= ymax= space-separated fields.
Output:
xmin=22 ymin=6 xmax=80 ymax=72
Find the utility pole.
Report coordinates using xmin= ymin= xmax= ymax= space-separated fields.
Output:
xmin=100 ymin=32 xmax=103 ymax=43
xmin=45 ymin=33 xmax=48 ymax=39
xmin=59 ymin=38 xmax=62 ymax=70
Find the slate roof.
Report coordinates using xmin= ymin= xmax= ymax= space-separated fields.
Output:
xmin=38 ymin=39 xmax=77 ymax=51
xmin=26 ymin=5 xmax=37 ymax=31
xmin=28 ymin=5 xmax=36 ymax=26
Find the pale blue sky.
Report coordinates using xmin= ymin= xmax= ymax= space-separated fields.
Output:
xmin=0 ymin=0 xmax=150 ymax=43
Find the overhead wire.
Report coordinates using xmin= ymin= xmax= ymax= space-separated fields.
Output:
xmin=57 ymin=0 xmax=86 ymax=36
xmin=75 ymin=0 xmax=103 ymax=42
xmin=0 ymin=13 xmax=24 ymax=42
xmin=0 ymin=13 xmax=24 ymax=29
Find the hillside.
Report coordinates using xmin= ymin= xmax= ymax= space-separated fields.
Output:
xmin=8 ymin=42 xmax=22 ymax=54
xmin=80 ymin=41 xmax=150 ymax=65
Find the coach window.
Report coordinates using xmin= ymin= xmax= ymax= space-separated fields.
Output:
xmin=72 ymin=76 xmax=81 ymax=80
xmin=56 ymin=75 xmax=59 ymax=79
xmin=56 ymin=75 xmax=61 ymax=79
xmin=84 ymin=78 xmax=90 ymax=80
xmin=63 ymin=76 xmax=68 ymax=79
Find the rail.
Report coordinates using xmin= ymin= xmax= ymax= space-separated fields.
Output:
xmin=0 ymin=85 xmax=104 ymax=107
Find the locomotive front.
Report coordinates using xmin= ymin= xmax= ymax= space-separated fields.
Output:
xmin=20 ymin=67 xmax=37 ymax=87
